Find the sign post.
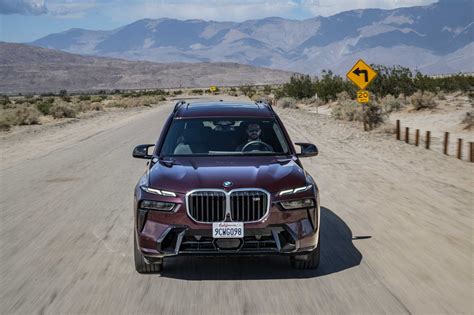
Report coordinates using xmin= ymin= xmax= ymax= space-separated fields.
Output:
xmin=346 ymin=59 xmax=378 ymax=131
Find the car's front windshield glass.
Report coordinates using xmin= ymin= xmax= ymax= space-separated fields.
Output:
xmin=160 ymin=117 xmax=290 ymax=156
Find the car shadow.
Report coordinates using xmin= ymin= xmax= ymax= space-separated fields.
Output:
xmin=160 ymin=207 xmax=362 ymax=280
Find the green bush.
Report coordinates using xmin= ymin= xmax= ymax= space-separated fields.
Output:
xmin=315 ymin=70 xmax=355 ymax=103
xmin=50 ymin=103 xmax=77 ymax=118
xmin=173 ymin=90 xmax=183 ymax=95
xmin=283 ymin=74 xmax=316 ymax=100
xmin=36 ymin=98 xmax=55 ymax=115
xmin=78 ymin=95 xmax=91 ymax=101
xmin=411 ymin=91 xmax=437 ymax=110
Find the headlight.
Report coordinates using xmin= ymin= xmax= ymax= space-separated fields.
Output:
xmin=140 ymin=200 xmax=176 ymax=211
xmin=278 ymin=185 xmax=312 ymax=196
xmin=140 ymin=185 xmax=176 ymax=197
xmin=280 ymin=198 xmax=314 ymax=210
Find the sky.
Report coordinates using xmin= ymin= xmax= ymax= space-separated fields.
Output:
xmin=0 ymin=0 xmax=437 ymax=43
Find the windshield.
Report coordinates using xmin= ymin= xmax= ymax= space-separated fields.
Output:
xmin=160 ymin=118 xmax=290 ymax=156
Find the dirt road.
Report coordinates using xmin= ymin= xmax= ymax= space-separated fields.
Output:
xmin=1 ymin=98 xmax=472 ymax=314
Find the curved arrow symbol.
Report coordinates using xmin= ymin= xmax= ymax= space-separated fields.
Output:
xmin=353 ymin=67 xmax=369 ymax=82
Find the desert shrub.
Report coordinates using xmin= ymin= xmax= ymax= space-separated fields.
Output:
xmin=331 ymin=100 xmax=361 ymax=121
xmin=411 ymin=91 xmax=437 ymax=110
xmin=0 ymin=109 xmax=15 ymax=130
xmin=303 ymin=96 xmax=323 ymax=107
xmin=2 ymin=106 xmax=42 ymax=126
xmin=263 ymin=85 xmax=272 ymax=95
xmin=36 ymin=98 xmax=55 ymax=115
xmin=79 ymin=95 xmax=91 ymax=101
xmin=50 ymin=103 xmax=77 ymax=118
xmin=380 ymin=94 xmax=402 ymax=113
xmin=277 ymin=97 xmax=297 ymax=109
xmin=191 ymin=89 xmax=203 ymax=95
xmin=91 ymin=95 xmax=107 ymax=102
xmin=0 ymin=95 xmax=11 ymax=106
xmin=437 ymin=91 xmax=446 ymax=100
xmin=59 ymin=89 xmax=68 ymax=97
xmin=240 ymin=85 xmax=256 ymax=98
xmin=173 ymin=90 xmax=183 ymax=95
xmin=79 ymin=101 xmax=104 ymax=112
xmin=336 ymin=91 xmax=351 ymax=102
xmin=362 ymin=102 xmax=386 ymax=130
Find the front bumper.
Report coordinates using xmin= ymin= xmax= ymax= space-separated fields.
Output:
xmin=135 ymin=187 xmax=320 ymax=258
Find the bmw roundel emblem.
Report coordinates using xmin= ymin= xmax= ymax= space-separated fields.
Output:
xmin=223 ymin=181 xmax=233 ymax=188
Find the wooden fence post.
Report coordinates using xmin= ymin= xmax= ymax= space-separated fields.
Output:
xmin=457 ymin=139 xmax=463 ymax=160
xmin=405 ymin=127 xmax=409 ymax=144
xmin=426 ymin=131 xmax=431 ymax=150
xmin=415 ymin=129 xmax=420 ymax=146
xmin=470 ymin=142 xmax=474 ymax=163
xmin=396 ymin=120 xmax=400 ymax=140
xmin=443 ymin=132 xmax=449 ymax=155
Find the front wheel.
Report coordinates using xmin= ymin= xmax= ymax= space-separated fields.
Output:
xmin=290 ymin=240 xmax=320 ymax=269
xmin=134 ymin=233 xmax=163 ymax=274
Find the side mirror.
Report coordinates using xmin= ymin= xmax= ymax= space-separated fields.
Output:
xmin=133 ymin=144 xmax=155 ymax=159
xmin=295 ymin=142 xmax=318 ymax=158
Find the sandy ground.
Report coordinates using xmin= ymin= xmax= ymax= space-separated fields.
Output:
xmin=306 ymin=93 xmax=473 ymax=161
xmin=0 ymin=96 xmax=473 ymax=314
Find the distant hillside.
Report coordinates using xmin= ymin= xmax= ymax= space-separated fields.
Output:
xmin=30 ymin=0 xmax=474 ymax=75
xmin=0 ymin=42 xmax=295 ymax=94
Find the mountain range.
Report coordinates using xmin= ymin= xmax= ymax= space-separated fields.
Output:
xmin=0 ymin=42 xmax=295 ymax=94
xmin=29 ymin=0 xmax=473 ymax=75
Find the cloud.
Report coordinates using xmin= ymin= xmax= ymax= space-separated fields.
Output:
xmin=47 ymin=1 xmax=97 ymax=19
xmin=0 ymin=0 xmax=48 ymax=15
xmin=103 ymin=0 xmax=437 ymax=23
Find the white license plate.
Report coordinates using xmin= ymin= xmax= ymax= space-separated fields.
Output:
xmin=212 ymin=222 xmax=244 ymax=238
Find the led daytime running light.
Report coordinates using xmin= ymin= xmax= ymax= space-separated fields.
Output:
xmin=278 ymin=185 xmax=312 ymax=196
xmin=140 ymin=185 xmax=177 ymax=197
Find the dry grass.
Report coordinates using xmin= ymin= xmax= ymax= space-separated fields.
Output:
xmin=0 ymin=93 xmax=168 ymax=131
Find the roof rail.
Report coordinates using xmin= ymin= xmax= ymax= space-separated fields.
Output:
xmin=255 ymin=100 xmax=274 ymax=112
xmin=173 ymin=100 xmax=187 ymax=112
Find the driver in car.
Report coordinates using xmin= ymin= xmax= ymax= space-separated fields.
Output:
xmin=236 ymin=123 xmax=274 ymax=152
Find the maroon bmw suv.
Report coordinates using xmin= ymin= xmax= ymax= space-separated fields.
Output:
xmin=132 ymin=101 xmax=320 ymax=273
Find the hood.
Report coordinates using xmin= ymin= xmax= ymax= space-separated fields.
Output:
xmin=147 ymin=156 xmax=307 ymax=194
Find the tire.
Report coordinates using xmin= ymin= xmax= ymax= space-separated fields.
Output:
xmin=134 ymin=233 xmax=163 ymax=274
xmin=290 ymin=240 xmax=320 ymax=270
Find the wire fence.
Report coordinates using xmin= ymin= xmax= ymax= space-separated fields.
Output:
xmin=395 ymin=120 xmax=474 ymax=162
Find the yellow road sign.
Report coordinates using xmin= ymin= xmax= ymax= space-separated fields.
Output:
xmin=209 ymin=86 xmax=218 ymax=92
xmin=347 ymin=59 xmax=377 ymax=90
xmin=357 ymin=90 xmax=370 ymax=103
